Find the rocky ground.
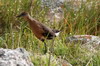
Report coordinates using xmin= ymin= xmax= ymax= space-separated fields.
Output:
xmin=0 ymin=48 xmax=34 ymax=66
xmin=0 ymin=35 xmax=99 ymax=66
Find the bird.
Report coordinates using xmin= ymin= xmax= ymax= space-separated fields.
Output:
xmin=17 ymin=12 xmax=60 ymax=54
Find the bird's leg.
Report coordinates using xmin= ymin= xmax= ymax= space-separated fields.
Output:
xmin=44 ymin=41 xmax=47 ymax=54
xmin=41 ymin=39 xmax=47 ymax=54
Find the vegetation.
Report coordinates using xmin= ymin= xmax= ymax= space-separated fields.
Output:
xmin=0 ymin=0 xmax=100 ymax=66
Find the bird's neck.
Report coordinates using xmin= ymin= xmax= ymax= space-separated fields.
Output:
xmin=24 ymin=15 xmax=38 ymax=29
xmin=24 ymin=15 xmax=34 ymax=22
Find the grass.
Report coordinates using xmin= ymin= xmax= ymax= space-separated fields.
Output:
xmin=0 ymin=0 xmax=100 ymax=66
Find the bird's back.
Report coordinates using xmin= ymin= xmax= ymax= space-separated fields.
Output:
xmin=28 ymin=19 xmax=56 ymax=41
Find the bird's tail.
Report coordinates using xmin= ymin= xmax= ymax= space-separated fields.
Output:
xmin=52 ymin=29 xmax=60 ymax=36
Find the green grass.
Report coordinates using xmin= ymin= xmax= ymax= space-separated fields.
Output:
xmin=0 ymin=0 xmax=100 ymax=66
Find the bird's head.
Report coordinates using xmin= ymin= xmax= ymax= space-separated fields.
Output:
xmin=17 ymin=12 xmax=28 ymax=17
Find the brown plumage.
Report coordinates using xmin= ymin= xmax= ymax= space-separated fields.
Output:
xmin=17 ymin=12 xmax=60 ymax=53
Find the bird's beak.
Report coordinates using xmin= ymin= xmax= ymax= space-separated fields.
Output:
xmin=16 ymin=12 xmax=27 ymax=18
xmin=16 ymin=14 xmax=23 ymax=17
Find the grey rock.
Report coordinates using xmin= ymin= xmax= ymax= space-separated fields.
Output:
xmin=66 ymin=35 xmax=100 ymax=52
xmin=66 ymin=36 xmax=87 ymax=44
xmin=66 ymin=35 xmax=100 ymax=45
xmin=42 ymin=0 xmax=99 ymax=22
xmin=0 ymin=49 xmax=5 ymax=57
xmin=0 ymin=62 xmax=7 ymax=66
xmin=41 ymin=0 xmax=87 ymax=9
xmin=46 ymin=7 xmax=64 ymax=22
xmin=0 ymin=48 xmax=34 ymax=66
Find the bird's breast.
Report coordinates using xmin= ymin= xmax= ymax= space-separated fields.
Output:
xmin=29 ymin=23 xmax=45 ymax=39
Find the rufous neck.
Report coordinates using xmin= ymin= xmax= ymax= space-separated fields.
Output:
xmin=24 ymin=14 xmax=33 ymax=22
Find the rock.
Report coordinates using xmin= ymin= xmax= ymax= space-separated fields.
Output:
xmin=0 ymin=48 xmax=34 ymax=66
xmin=66 ymin=35 xmax=100 ymax=44
xmin=42 ymin=0 xmax=64 ymax=22
xmin=66 ymin=35 xmax=100 ymax=52
xmin=46 ymin=7 xmax=64 ymax=22
xmin=41 ymin=0 xmax=99 ymax=10
xmin=41 ymin=0 xmax=99 ymax=22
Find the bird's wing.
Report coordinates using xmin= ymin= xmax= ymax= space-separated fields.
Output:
xmin=52 ymin=29 xmax=60 ymax=33
xmin=40 ymin=24 xmax=55 ymax=39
